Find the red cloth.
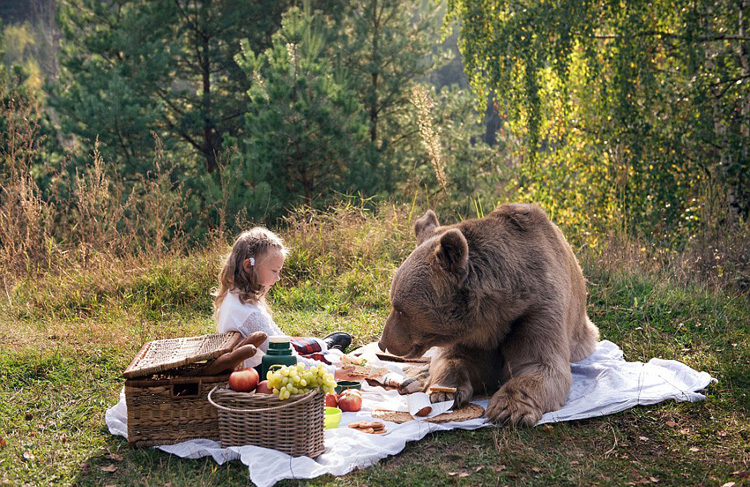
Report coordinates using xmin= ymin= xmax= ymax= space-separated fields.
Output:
xmin=290 ymin=337 xmax=331 ymax=365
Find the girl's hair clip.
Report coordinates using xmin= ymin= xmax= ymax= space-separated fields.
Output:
xmin=249 ymin=257 xmax=255 ymax=266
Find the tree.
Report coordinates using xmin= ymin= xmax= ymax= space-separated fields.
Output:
xmin=340 ymin=0 xmax=444 ymax=193
xmin=446 ymin=0 xmax=750 ymax=238
xmin=235 ymin=5 xmax=368 ymax=221
xmin=53 ymin=0 xmax=291 ymax=177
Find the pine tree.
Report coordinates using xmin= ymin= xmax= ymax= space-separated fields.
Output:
xmin=339 ymin=0 xmax=443 ymax=193
xmin=52 ymin=0 xmax=291 ymax=177
xmin=235 ymin=5 xmax=368 ymax=221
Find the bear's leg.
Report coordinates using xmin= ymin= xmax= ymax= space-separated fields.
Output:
xmin=486 ymin=318 xmax=572 ymax=426
xmin=425 ymin=348 xmax=476 ymax=407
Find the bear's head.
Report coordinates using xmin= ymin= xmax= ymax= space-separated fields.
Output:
xmin=379 ymin=210 xmax=469 ymax=358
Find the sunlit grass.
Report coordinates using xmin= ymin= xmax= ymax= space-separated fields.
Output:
xmin=0 ymin=204 xmax=747 ymax=487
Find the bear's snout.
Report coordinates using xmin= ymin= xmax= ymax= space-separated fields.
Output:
xmin=379 ymin=313 xmax=416 ymax=357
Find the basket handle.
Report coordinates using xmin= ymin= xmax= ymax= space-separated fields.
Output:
xmin=207 ymin=386 xmax=321 ymax=414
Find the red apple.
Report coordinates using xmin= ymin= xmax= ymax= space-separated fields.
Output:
xmin=337 ymin=390 xmax=362 ymax=412
xmin=228 ymin=368 xmax=259 ymax=392
xmin=256 ymin=380 xmax=271 ymax=394
xmin=325 ymin=393 xmax=339 ymax=407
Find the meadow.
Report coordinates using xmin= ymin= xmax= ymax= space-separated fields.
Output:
xmin=0 ymin=203 xmax=747 ymax=487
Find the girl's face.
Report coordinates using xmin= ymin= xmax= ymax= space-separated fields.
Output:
xmin=254 ymin=248 xmax=285 ymax=290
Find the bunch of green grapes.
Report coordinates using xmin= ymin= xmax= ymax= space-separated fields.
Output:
xmin=267 ymin=363 xmax=337 ymax=400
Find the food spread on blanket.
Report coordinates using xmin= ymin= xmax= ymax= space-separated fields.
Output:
xmin=348 ymin=421 xmax=387 ymax=434
xmin=338 ymin=354 xmax=391 ymax=380
xmin=266 ymin=363 xmax=337 ymax=399
xmin=325 ymin=389 xmax=363 ymax=412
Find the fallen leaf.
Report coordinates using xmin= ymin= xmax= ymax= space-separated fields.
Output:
xmin=649 ymin=477 xmax=660 ymax=483
xmin=679 ymin=428 xmax=690 ymax=434
xmin=491 ymin=465 xmax=507 ymax=473
xmin=717 ymin=431 xmax=728 ymax=437
xmin=570 ymin=460 xmax=580 ymax=466
xmin=109 ymin=453 xmax=124 ymax=462
xmin=639 ymin=436 xmax=649 ymax=442
xmin=100 ymin=464 xmax=118 ymax=473
xmin=542 ymin=424 xmax=554 ymax=431
xmin=80 ymin=462 xmax=90 ymax=472
xmin=104 ymin=485 xmax=117 ymax=487
xmin=24 ymin=412 xmax=33 ymax=421
xmin=689 ymin=447 xmax=700 ymax=452
xmin=448 ymin=471 xmax=471 ymax=478
xmin=22 ymin=451 xmax=35 ymax=461
xmin=0 ymin=437 xmax=6 ymax=448
xmin=531 ymin=467 xmax=542 ymax=473
xmin=721 ymin=483 xmax=736 ymax=487
xmin=474 ymin=466 xmax=484 ymax=473
xmin=665 ymin=420 xmax=678 ymax=427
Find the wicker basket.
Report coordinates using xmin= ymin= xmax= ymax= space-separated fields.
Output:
xmin=125 ymin=373 xmax=230 ymax=447
xmin=123 ymin=332 xmax=241 ymax=447
xmin=208 ymin=386 xmax=326 ymax=457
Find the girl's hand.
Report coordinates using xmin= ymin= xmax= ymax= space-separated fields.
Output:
xmin=334 ymin=366 xmax=363 ymax=381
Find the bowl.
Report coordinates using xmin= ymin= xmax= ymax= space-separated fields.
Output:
xmin=324 ymin=407 xmax=342 ymax=429
xmin=335 ymin=380 xmax=362 ymax=394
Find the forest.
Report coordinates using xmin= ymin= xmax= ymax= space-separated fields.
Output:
xmin=1 ymin=0 xmax=748 ymax=288
xmin=1 ymin=2 xmax=749 ymax=486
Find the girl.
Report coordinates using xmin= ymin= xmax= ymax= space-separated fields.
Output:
xmin=213 ymin=227 xmax=351 ymax=372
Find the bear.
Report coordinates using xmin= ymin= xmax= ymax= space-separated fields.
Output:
xmin=378 ymin=203 xmax=599 ymax=426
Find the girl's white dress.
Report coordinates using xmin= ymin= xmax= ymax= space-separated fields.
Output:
xmin=216 ymin=290 xmax=336 ymax=372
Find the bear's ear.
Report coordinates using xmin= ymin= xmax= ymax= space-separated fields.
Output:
xmin=415 ymin=210 xmax=440 ymax=246
xmin=433 ymin=229 xmax=468 ymax=275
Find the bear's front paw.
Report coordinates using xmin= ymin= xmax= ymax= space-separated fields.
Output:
xmin=427 ymin=383 xmax=471 ymax=408
xmin=485 ymin=377 xmax=543 ymax=427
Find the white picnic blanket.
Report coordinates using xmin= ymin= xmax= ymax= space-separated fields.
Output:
xmin=106 ymin=340 xmax=715 ymax=487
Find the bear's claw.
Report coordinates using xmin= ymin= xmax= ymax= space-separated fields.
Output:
xmin=485 ymin=379 xmax=543 ymax=427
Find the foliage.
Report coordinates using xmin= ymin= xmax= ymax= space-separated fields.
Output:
xmin=339 ymin=0 xmax=446 ymax=194
xmin=53 ymin=0 xmax=293 ymax=177
xmin=446 ymin=0 xmax=750 ymax=244
xmin=401 ymin=83 xmax=511 ymax=219
xmin=234 ymin=5 xmax=369 ymax=222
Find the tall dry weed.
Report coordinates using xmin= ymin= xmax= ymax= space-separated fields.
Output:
xmin=280 ymin=201 xmax=415 ymax=286
xmin=121 ymin=133 xmax=189 ymax=258
xmin=72 ymin=136 xmax=125 ymax=262
xmin=0 ymin=94 xmax=55 ymax=290
xmin=412 ymin=85 xmax=447 ymax=193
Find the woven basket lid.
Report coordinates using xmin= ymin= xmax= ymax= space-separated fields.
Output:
xmin=123 ymin=332 xmax=242 ymax=379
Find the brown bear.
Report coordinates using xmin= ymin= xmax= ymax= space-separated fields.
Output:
xmin=378 ymin=203 xmax=599 ymax=426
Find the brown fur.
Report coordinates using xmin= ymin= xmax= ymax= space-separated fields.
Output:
xmin=378 ymin=204 xmax=599 ymax=426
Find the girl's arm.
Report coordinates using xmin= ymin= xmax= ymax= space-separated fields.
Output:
xmin=236 ymin=310 xmax=283 ymax=352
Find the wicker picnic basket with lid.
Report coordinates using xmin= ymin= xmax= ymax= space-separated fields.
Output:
xmin=123 ymin=332 xmax=242 ymax=447
xmin=207 ymin=386 xmax=326 ymax=457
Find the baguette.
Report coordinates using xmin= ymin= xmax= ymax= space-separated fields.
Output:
xmin=233 ymin=331 xmax=268 ymax=350
xmin=203 ymin=344 xmax=258 ymax=375
xmin=428 ymin=385 xmax=457 ymax=394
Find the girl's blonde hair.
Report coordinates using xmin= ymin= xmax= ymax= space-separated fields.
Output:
xmin=212 ymin=227 xmax=289 ymax=319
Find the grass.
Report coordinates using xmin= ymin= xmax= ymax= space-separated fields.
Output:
xmin=1 ymin=206 xmax=748 ymax=487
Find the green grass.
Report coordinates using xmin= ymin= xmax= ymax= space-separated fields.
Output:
xmin=1 ymin=209 xmax=748 ymax=487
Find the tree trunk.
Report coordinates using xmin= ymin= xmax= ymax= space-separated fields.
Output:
xmin=200 ymin=4 xmax=218 ymax=173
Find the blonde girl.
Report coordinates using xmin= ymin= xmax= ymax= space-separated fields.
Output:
xmin=213 ymin=228 xmax=351 ymax=372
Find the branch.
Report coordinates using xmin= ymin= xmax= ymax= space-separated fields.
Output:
xmin=591 ymin=31 xmax=750 ymax=42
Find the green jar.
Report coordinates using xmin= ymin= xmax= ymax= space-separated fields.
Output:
xmin=261 ymin=336 xmax=297 ymax=380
